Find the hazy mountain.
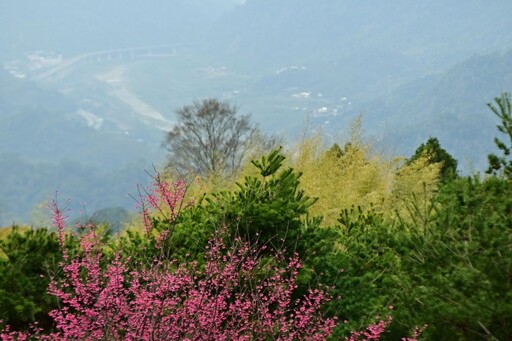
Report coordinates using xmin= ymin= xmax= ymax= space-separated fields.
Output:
xmin=210 ymin=0 xmax=512 ymax=99
xmin=0 ymin=66 xmax=160 ymax=224
xmin=321 ymin=49 xmax=512 ymax=172
xmin=2 ymin=1 xmax=512 ymax=224
xmin=204 ymin=0 xmax=512 ymax=171
xmin=0 ymin=67 xmax=161 ymax=168
xmin=0 ymin=153 xmax=149 ymax=226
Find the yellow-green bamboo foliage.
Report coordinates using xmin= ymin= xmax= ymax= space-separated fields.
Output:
xmin=388 ymin=152 xmax=442 ymax=222
xmin=289 ymin=133 xmax=441 ymax=226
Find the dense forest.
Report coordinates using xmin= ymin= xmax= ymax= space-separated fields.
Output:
xmin=1 ymin=94 xmax=511 ymax=339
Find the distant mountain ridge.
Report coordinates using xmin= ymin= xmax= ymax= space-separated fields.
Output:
xmin=0 ymin=68 xmax=161 ymax=169
xmin=0 ymin=66 xmax=161 ymax=225
xmin=209 ymin=0 xmax=512 ymax=99
xmin=323 ymin=49 xmax=512 ymax=171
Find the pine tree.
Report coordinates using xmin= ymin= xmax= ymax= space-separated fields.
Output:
xmin=408 ymin=137 xmax=458 ymax=183
xmin=486 ymin=92 xmax=512 ymax=179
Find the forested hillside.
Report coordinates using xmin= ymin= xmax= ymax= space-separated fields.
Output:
xmin=0 ymin=69 xmax=159 ymax=167
xmin=353 ymin=49 xmax=512 ymax=171
xmin=209 ymin=0 xmax=512 ymax=98
xmin=0 ymin=68 xmax=158 ymax=224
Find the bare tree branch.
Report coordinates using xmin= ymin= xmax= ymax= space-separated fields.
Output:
xmin=163 ymin=98 xmax=257 ymax=178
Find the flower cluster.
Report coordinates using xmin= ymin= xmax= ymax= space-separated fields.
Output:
xmin=42 ymin=225 xmax=336 ymax=340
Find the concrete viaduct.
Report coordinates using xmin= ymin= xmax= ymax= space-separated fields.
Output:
xmin=34 ymin=44 xmax=192 ymax=81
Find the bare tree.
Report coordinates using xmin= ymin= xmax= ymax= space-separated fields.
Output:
xmin=163 ymin=98 xmax=257 ymax=178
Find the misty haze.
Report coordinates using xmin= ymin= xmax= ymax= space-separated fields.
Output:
xmin=0 ymin=0 xmax=510 ymax=223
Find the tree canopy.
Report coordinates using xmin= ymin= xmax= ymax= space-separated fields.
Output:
xmin=407 ymin=137 xmax=458 ymax=183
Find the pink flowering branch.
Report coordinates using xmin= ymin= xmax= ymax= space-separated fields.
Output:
xmin=39 ymin=224 xmax=336 ymax=340
xmin=132 ymin=171 xmax=189 ymax=236
xmin=345 ymin=317 xmax=392 ymax=341
xmin=344 ymin=317 xmax=425 ymax=341
xmin=49 ymin=195 xmax=70 ymax=258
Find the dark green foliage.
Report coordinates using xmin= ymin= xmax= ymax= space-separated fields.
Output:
xmin=310 ymin=207 xmax=401 ymax=339
xmin=0 ymin=227 xmax=63 ymax=331
xmin=120 ymin=148 xmax=318 ymax=263
xmin=179 ymin=148 xmax=316 ymax=254
xmin=326 ymin=142 xmax=360 ymax=161
xmin=386 ymin=176 xmax=511 ymax=339
xmin=307 ymin=176 xmax=512 ymax=340
xmin=204 ymin=148 xmax=317 ymax=251
xmin=283 ymin=164 xmax=510 ymax=339
xmin=421 ymin=176 xmax=512 ymax=339
xmin=112 ymin=146 xmax=512 ymax=339
xmin=487 ymin=93 xmax=512 ymax=178
xmin=408 ymin=137 xmax=458 ymax=182
xmin=326 ymin=143 xmax=344 ymax=159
